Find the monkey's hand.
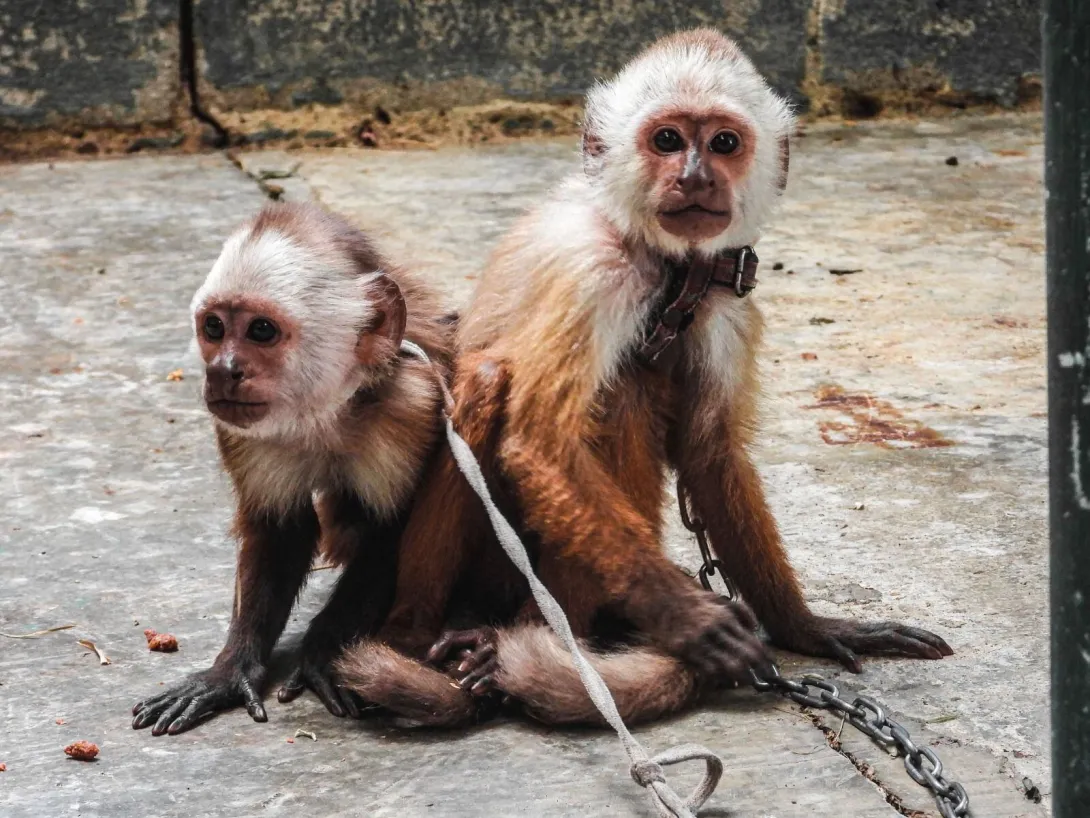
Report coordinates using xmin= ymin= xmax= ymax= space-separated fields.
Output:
xmin=643 ymin=592 xmax=771 ymax=685
xmin=132 ymin=662 xmax=266 ymax=735
xmin=426 ymin=628 xmax=499 ymax=696
xmin=277 ymin=642 xmax=367 ymax=718
xmin=677 ymin=595 xmax=775 ymax=683
xmin=772 ymin=616 xmax=954 ymax=673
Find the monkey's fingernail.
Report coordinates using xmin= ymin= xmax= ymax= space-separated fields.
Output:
xmin=458 ymin=661 xmax=469 ymax=673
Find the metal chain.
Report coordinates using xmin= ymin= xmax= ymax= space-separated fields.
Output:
xmin=676 ymin=481 xmax=971 ymax=818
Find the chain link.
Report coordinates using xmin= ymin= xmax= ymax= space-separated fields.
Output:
xmin=676 ymin=481 xmax=970 ymax=818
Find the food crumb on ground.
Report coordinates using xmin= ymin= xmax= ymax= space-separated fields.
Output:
xmin=144 ymin=629 xmax=179 ymax=652
xmin=64 ymin=741 xmax=99 ymax=761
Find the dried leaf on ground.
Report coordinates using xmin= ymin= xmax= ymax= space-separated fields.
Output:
xmin=78 ymin=638 xmax=111 ymax=665
xmin=0 ymin=624 xmax=75 ymax=639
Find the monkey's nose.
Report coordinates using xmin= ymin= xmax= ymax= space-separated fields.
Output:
xmin=206 ymin=361 xmax=245 ymax=391
xmin=676 ymin=172 xmax=714 ymax=194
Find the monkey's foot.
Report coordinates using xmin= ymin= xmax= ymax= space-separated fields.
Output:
xmin=426 ymin=627 xmax=499 ymax=696
xmin=278 ymin=648 xmax=368 ymax=718
xmin=774 ymin=616 xmax=954 ymax=674
xmin=132 ymin=665 xmax=266 ymax=735
xmin=673 ymin=596 xmax=774 ymax=684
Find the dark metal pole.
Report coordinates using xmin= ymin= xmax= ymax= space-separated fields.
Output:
xmin=1045 ymin=2 xmax=1090 ymax=815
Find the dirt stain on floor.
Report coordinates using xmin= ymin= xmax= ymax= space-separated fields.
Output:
xmin=806 ymin=385 xmax=954 ymax=449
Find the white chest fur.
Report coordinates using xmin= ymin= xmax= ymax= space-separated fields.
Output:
xmin=231 ymin=432 xmax=421 ymax=521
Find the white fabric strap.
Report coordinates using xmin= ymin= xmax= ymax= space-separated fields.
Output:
xmin=401 ymin=340 xmax=724 ymax=818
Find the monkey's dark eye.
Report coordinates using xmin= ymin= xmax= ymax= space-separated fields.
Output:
xmin=652 ymin=128 xmax=684 ymax=153
xmin=710 ymin=131 xmax=741 ymax=155
xmin=246 ymin=318 xmax=279 ymax=344
xmin=203 ymin=314 xmax=225 ymax=341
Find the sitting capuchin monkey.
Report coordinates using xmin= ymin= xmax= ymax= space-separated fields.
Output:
xmin=335 ymin=29 xmax=952 ymax=729
xmin=132 ymin=202 xmax=453 ymax=735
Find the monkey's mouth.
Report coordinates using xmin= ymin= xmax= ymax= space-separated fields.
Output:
xmin=206 ymin=399 xmax=270 ymax=427
xmin=660 ymin=204 xmax=729 ymax=217
xmin=657 ymin=205 xmax=732 ymax=241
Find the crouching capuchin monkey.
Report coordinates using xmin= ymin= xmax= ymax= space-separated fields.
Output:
xmin=132 ymin=202 xmax=453 ymax=735
xmin=334 ymin=29 xmax=952 ymax=728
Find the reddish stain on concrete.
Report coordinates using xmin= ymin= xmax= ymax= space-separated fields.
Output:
xmin=806 ymin=385 xmax=954 ymax=449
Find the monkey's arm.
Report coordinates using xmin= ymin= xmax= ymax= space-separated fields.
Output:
xmin=132 ymin=505 xmax=318 ymax=735
xmin=278 ymin=491 xmax=399 ymax=718
xmin=497 ymin=316 xmax=769 ymax=680
xmin=679 ymin=416 xmax=953 ymax=672
xmin=378 ymin=353 xmax=504 ymax=656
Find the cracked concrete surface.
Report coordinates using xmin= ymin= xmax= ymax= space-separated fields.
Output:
xmin=0 ymin=114 xmax=1048 ymax=817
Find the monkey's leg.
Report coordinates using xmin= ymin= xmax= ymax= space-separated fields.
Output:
xmin=132 ymin=505 xmax=319 ymax=735
xmin=500 ymin=438 xmax=771 ymax=683
xmin=278 ymin=493 xmax=399 ymax=718
xmin=379 ymin=354 xmax=507 ymax=656
xmin=680 ymin=441 xmax=953 ymax=673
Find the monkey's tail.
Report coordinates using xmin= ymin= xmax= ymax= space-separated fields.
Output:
xmin=493 ymin=625 xmax=698 ymax=726
xmin=334 ymin=639 xmax=477 ymax=727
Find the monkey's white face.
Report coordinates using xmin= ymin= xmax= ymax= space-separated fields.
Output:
xmin=582 ymin=34 xmax=795 ymax=257
xmin=191 ymin=226 xmax=379 ymax=443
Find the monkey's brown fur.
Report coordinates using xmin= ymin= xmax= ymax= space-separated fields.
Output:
xmin=133 ymin=202 xmax=455 ymax=735
xmin=339 ymin=30 xmax=950 ymax=728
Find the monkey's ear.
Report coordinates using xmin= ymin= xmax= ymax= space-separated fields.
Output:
xmin=356 ymin=274 xmax=407 ymax=367
xmin=582 ymin=128 xmax=605 ymax=176
xmin=777 ymin=135 xmax=790 ymax=192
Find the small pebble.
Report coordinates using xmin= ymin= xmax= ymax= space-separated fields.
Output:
xmin=945 ymin=156 xmax=959 ymax=166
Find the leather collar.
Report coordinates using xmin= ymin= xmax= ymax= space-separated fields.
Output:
xmin=638 ymin=245 xmax=759 ymax=369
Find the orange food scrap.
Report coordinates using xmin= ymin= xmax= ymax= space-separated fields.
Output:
xmin=144 ymin=629 xmax=179 ymax=652
xmin=64 ymin=741 xmax=99 ymax=761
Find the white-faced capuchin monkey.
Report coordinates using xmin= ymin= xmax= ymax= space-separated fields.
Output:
xmin=335 ymin=29 xmax=952 ymax=728
xmin=132 ymin=202 xmax=453 ymax=735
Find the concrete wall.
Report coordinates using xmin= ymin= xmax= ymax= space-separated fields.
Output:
xmin=0 ymin=0 xmax=180 ymax=129
xmin=0 ymin=0 xmax=1042 ymax=131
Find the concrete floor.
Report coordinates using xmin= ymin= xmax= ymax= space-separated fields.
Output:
xmin=0 ymin=114 xmax=1048 ymax=817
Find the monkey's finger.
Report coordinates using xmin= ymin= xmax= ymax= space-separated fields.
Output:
xmin=132 ymin=699 xmax=172 ymax=730
xmin=151 ymin=697 xmax=192 ymax=736
xmin=828 ymin=639 xmax=863 ymax=674
xmin=133 ymin=687 xmax=190 ymax=719
xmin=239 ymin=678 xmax=267 ymax=722
xmin=457 ymin=643 xmax=496 ymax=675
xmin=426 ymin=630 xmax=482 ymax=665
xmin=714 ymin=596 xmax=759 ymax=632
xmin=166 ymin=694 xmax=222 ymax=735
xmin=699 ymin=630 xmax=748 ymax=681
xmin=307 ymin=671 xmax=347 ymax=718
xmin=892 ymin=626 xmax=954 ymax=656
xmin=458 ymin=656 xmax=497 ymax=690
xmin=717 ymin=614 xmax=767 ymax=655
xmin=468 ymin=675 xmax=496 ymax=696
xmin=338 ymin=685 xmax=362 ymax=719
xmin=868 ymin=630 xmax=946 ymax=660
xmin=277 ymin=668 xmax=307 ymax=704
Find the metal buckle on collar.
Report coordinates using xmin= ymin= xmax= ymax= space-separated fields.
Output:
xmin=733 ymin=246 xmax=756 ymax=298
